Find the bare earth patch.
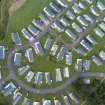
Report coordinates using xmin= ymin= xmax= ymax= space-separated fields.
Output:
xmin=9 ymin=0 xmax=26 ymax=16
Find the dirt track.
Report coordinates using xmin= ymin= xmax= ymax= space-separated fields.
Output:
xmin=9 ymin=0 xmax=26 ymax=16
xmin=0 ymin=0 xmax=26 ymax=40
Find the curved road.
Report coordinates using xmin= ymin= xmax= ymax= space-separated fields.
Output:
xmin=5 ymin=0 xmax=105 ymax=95
xmin=7 ymin=49 xmax=105 ymax=95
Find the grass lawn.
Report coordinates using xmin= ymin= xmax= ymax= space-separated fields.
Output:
xmin=14 ymin=36 xmax=77 ymax=88
xmin=7 ymin=0 xmax=51 ymax=32
xmin=4 ymin=0 xmax=51 ymax=47
xmin=0 ymin=92 xmax=12 ymax=105
xmin=0 ymin=60 xmax=9 ymax=79
xmin=1 ymin=0 xmax=105 ymax=105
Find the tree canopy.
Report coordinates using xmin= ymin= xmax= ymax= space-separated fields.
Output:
xmin=72 ymin=78 xmax=105 ymax=105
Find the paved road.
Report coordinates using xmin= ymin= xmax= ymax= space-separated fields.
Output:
xmin=6 ymin=48 xmax=105 ymax=95
xmin=3 ymin=0 xmax=105 ymax=95
xmin=0 ymin=0 xmax=77 ymax=91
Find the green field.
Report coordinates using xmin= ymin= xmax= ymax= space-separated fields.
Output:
xmin=8 ymin=0 xmax=51 ymax=32
xmin=3 ymin=0 xmax=51 ymax=47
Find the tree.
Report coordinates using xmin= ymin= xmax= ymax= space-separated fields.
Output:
xmin=72 ymin=78 xmax=105 ymax=105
